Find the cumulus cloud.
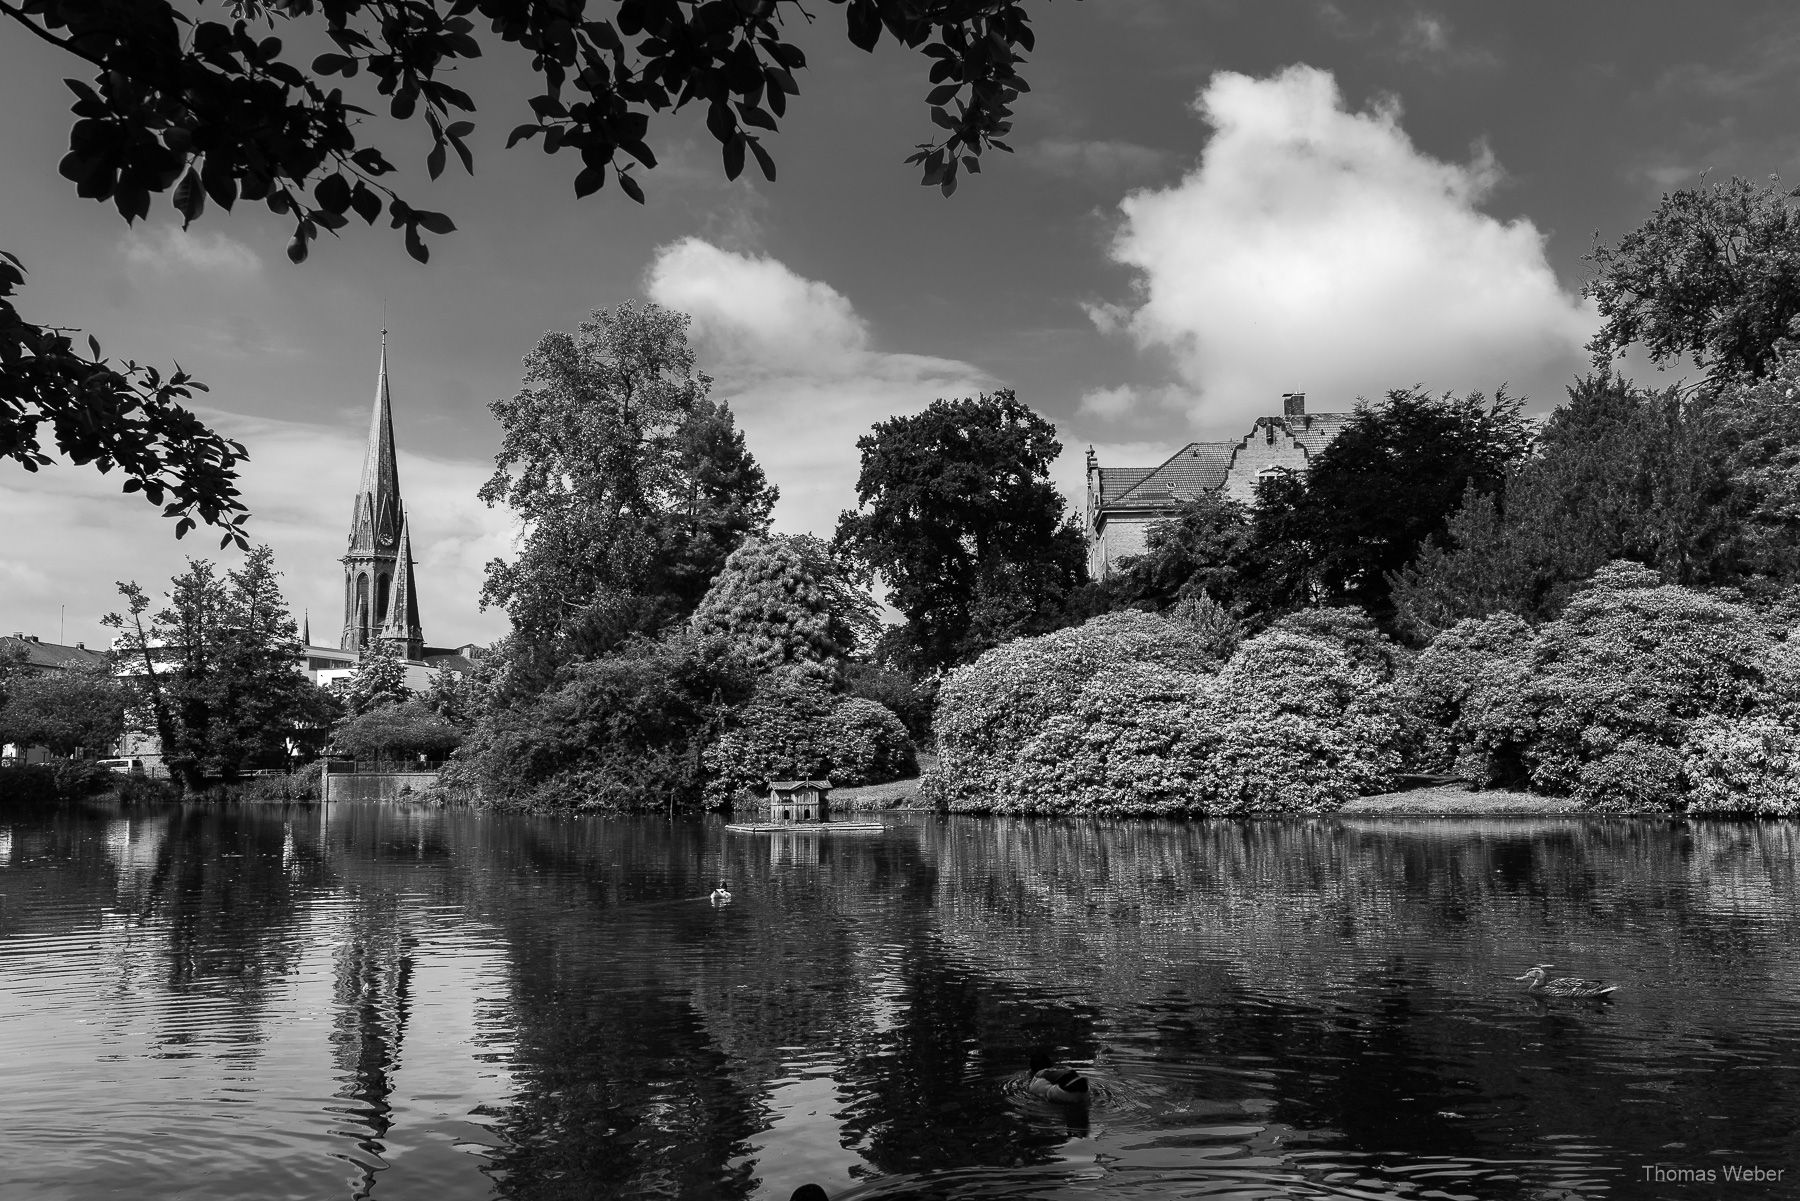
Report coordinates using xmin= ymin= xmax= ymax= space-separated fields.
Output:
xmin=119 ymin=226 xmax=262 ymax=278
xmin=646 ymin=238 xmax=997 ymax=539
xmin=0 ymin=414 xmax=513 ymax=651
xmin=1096 ymin=65 xmax=1594 ymax=432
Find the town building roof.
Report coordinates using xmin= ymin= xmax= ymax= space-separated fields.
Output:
xmin=0 ymin=634 xmax=108 ymax=672
xmin=1102 ymin=412 xmax=1356 ymax=512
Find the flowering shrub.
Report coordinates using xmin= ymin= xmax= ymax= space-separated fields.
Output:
xmin=689 ymin=537 xmax=857 ymax=683
xmin=1456 ymin=563 xmax=1776 ymax=810
xmin=828 ymin=696 xmax=919 ymax=787
xmin=1399 ymin=612 xmax=1533 ymax=775
xmin=1392 ymin=561 xmax=1800 ymax=813
xmin=1685 ymin=716 xmax=1800 ymax=815
xmin=927 ymin=610 xmax=1221 ymax=809
xmin=702 ymin=675 xmax=916 ymax=807
xmin=927 ymin=613 xmax=1400 ymax=815
xmin=1197 ymin=631 xmax=1403 ymax=812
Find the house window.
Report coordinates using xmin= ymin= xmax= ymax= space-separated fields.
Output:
xmin=782 ymin=808 xmax=791 ymax=820
xmin=802 ymin=808 xmax=811 ymax=820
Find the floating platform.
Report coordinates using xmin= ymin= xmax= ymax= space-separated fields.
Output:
xmin=724 ymin=820 xmax=886 ymax=834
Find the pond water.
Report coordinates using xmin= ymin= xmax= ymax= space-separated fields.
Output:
xmin=1 ymin=803 xmax=1797 ymax=1200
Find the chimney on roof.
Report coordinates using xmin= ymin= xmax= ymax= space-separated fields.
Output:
xmin=1282 ymin=392 xmax=1305 ymax=417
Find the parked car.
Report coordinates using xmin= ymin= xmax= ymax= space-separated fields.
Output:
xmin=96 ymin=757 xmax=146 ymax=775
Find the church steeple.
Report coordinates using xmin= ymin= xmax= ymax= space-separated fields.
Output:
xmin=378 ymin=514 xmax=424 ymax=660
xmin=340 ymin=332 xmax=424 ymax=655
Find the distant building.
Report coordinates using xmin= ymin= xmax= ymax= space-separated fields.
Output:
xmin=0 ymin=632 xmax=107 ymax=675
xmin=0 ymin=633 xmax=110 ymax=765
xmin=314 ymin=335 xmax=480 ymax=691
xmin=1084 ymin=392 xmax=1353 ymax=580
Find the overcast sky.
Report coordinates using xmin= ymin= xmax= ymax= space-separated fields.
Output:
xmin=5 ymin=1 xmax=1799 ymax=648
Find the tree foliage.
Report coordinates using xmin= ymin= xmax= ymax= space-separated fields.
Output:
xmin=8 ymin=0 xmax=1049 ymax=253
xmin=4 ymin=0 xmax=1052 ymax=537
xmin=1101 ymin=491 xmax=1254 ymax=614
xmin=1435 ymin=563 xmax=1789 ymax=811
xmin=2 ymin=253 xmax=249 ymax=545
xmin=333 ymin=698 xmax=462 ymax=762
xmin=0 ymin=662 xmax=128 ymax=758
xmin=926 ymin=610 xmax=1401 ymax=815
xmin=480 ymin=302 xmax=776 ymax=652
xmin=103 ymin=545 xmax=336 ymax=786
xmin=835 ymin=390 xmax=1085 ymax=674
xmin=1390 ymin=374 xmax=1760 ymax=638
xmin=689 ymin=535 xmax=875 ymax=682
xmin=332 ymin=638 xmax=412 ymax=716
xmin=446 ymin=629 xmax=756 ymax=812
xmin=700 ymin=676 xmax=915 ymax=806
xmin=1250 ymin=387 xmax=1532 ymax=625
xmin=1586 ymin=175 xmax=1800 ymax=379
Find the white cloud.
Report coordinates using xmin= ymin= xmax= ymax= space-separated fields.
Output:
xmin=648 ymin=237 xmax=868 ymax=372
xmin=119 ymin=226 xmax=262 ymax=278
xmin=0 ymin=414 xmax=513 ymax=652
xmin=646 ymin=238 xmax=999 ymax=539
xmin=1079 ymin=385 xmax=1142 ymax=418
xmin=1097 ymin=65 xmax=1595 ymax=433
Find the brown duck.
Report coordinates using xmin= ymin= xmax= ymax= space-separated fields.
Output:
xmin=1517 ymin=964 xmax=1617 ymax=998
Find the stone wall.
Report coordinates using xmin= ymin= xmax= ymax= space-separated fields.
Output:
xmin=323 ymin=770 xmax=439 ymax=803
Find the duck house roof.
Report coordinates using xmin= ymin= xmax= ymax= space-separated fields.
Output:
xmin=769 ymin=780 xmax=833 ymax=794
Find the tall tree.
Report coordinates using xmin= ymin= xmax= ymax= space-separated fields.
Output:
xmin=1586 ymin=175 xmax=1800 ymax=380
xmin=835 ymin=391 xmax=1085 ymax=673
xmin=1251 ymin=388 xmax=1532 ymax=627
xmin=1390 ymin=375 xmax=1746 ymax=638
xmin=646 ymin=395 xmax=782 ymax=613
xmin=3 ymin=0 xmax=1052 ymax=537
xmin=104 ymin=546 xmax=334 ymax=786
xmin=480 ymin=303 xmax=776 ymax=653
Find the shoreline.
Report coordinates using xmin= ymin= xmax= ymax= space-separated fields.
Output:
xmin=833 ymin=777 xmax=1614 ymax=817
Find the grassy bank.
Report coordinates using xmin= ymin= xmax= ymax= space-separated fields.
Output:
xmin=834 ymin=770 xmax=1603 ymax=816
xmin=1339 ymin=785 xmax=1591 ymax=816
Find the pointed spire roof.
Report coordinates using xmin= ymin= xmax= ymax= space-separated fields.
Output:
xmin=380 ymin=511 xmax=424 ymax=654
xmin=361 ymin=332 xmax=401 ymax=503
xmin=302 ymin=609 xmax=311 ymax=646
xmin=347 ymin=332 xmax=404 ymax=554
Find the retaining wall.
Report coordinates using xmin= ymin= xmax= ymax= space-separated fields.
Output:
xmin=323 ymin=769 xmax=439 ymax=803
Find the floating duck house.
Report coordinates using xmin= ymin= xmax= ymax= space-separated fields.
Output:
xmin=762 ymin=780 xmax=832 ymax=825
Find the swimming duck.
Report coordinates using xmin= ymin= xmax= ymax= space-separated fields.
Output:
xmin=710 ymin=882 xmax=732 ymax=904
xmin=1516 ymin=964 xmax=1616 ymax=997
xmin=790 ymin=1187 xmax=829 ymax=1201
xmin=1025 ymin=1054 xmax=1090 ymax=1103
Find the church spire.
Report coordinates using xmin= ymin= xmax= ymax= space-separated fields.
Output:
xmin=352 ymin=331 xmax=403 ymax=552
xmin=379 ymin=512 xmax=424 ymax=660
xmin=341 ymin=331 xmax=424 ymax=654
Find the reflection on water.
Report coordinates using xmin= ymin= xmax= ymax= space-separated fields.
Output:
xmin=2 ymin=804 xmax=1798 ymax=1199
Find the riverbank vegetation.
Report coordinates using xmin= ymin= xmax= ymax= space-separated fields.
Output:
xmin=45 ymin=176 xmax=1800 ymax=819
xmin=424 ymin=180 xmax=1800 ymax=817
